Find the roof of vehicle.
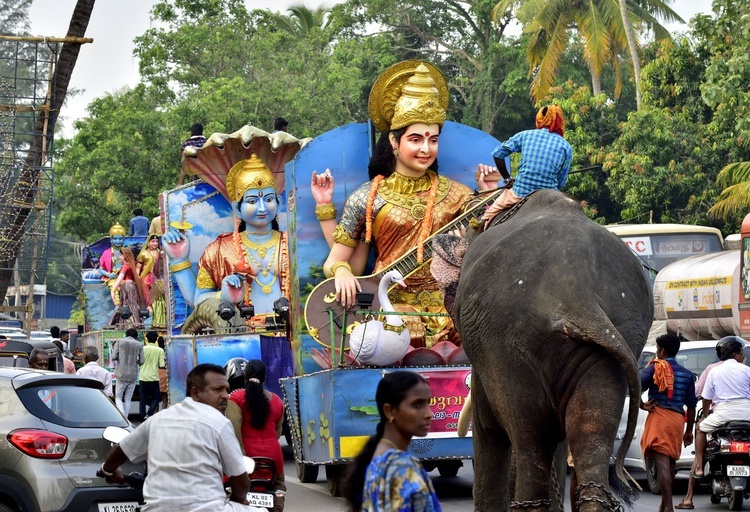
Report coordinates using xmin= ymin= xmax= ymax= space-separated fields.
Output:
xmin=0 ymin=367 xmax=103 ymax=390
xmin=605 ymin=224 xmax=723 ymax=239
xmin=642 ymin=339 xmax=748 ymax=352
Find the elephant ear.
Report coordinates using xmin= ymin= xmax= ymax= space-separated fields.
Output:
xmin=430 ymin=233 xmax=469 ymax=316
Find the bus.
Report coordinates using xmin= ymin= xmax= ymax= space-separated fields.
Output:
xmin=605 ymin=224 xmax=724 ymax=289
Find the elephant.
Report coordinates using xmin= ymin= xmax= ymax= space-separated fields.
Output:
xmin=450 ymin=190 xmax=652 ymax=511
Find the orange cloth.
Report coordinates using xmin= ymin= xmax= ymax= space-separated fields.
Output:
xmin=535 ymin=105 xmax=565 ymax=137
xmin=647 ymin=358 xmax=674 ymax=399
xmin=640 ymin=406 xmax=684 ymax=460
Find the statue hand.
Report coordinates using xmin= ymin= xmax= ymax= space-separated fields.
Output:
xmin=221 ymin=274 xmax=246 ymax=304
xmin=334 ymin=265 xmax=361 ymax=308
xmin=311 ymin=169 xmax=334 ymax=205
xmin=476 ymin=164 xmax=500 ymax=191
xmin=162 ymin=228 xmax=190 ymax=262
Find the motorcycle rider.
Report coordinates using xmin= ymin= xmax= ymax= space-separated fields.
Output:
xmin=100 ymin=363 xmax=264 ymax=511
xmin=693 ymin=337 xmax=750 ymax=478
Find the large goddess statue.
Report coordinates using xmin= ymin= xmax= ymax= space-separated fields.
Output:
xmin=311 ymin=61 xmax=497 ymax=349
xmin=163 ymin=154 xmax=290 ymax=332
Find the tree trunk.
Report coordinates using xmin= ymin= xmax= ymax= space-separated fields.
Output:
xmin=619 ymin=0 xmax=642 ymax=110
xmin=589 ymin=63 xmax=602 ymax=96
xmin=0 ymin=0 xmax=96 ymax=300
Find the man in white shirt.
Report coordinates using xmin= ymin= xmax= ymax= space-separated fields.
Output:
xmin=100 ymin=363 xmax=263 ymax=512
xmin=693 ymin=337 xmax=750 ymax=477
xmin=77 ymin=346 xmax=113 ymax=397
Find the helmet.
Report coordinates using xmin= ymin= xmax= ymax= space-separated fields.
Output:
xmin=717 ymin=336 xmax=746 ymax=361
xmin=224 ymin=357 xmax=248 ymax=391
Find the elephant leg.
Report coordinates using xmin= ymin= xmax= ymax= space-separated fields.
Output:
xmin=472 ymin=374 xmax=512 ymax=512
xmin=511 ymin=430 xmax=556 ymax=511
xmin=566 ymin=359 xmax=626 ymax=511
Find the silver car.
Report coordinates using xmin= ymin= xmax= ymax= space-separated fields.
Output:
xmin=615 ymin=340 xmax=750 ymax=494
xmin=0 ymin=367 xmax=143 ymax=512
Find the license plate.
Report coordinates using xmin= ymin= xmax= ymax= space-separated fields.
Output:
xmin=247 ymin=492 xmax=274 ymax=508
xmin=97 ymin=503 xmax=138 ymax=512
xmin=727 ymin=465 xmax=750 ymax=477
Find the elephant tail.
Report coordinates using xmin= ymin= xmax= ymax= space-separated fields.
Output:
xmin=564 ymin=311 xmax=642 ymax=494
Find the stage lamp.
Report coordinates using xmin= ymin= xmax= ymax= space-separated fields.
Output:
xmin=217 ymin=301 xmax=237 ymax=322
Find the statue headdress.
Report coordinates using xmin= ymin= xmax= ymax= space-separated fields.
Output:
xmin=226 ymin=154 xmax=276 ymax=203
xmin=368 ymin=61 xmax=449 ymax=133
xmin=109 ymin=223 xmax=126 ymax=236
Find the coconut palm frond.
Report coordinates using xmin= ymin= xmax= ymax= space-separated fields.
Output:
xmin=709 ymin=180 xmax=750 ymax=220
xmin=716 ymin=162 xmax=750 ymax=188
xmin=577 ymin=4 xmax=612 ymax=77
xmin=491 ymin=0 xmax=517 ymax=23
xmin=530 ymin=13 xmax=571 ymax=100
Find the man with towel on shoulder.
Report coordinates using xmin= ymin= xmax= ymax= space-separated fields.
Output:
xmin=640 ymin=333 xmax=697 ymax=512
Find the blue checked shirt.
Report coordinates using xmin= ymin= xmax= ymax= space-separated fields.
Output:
xmin=491 ymin=128 xmax=573 ymax=197
xmin=641 ymin=357 xmax=698 ymax=415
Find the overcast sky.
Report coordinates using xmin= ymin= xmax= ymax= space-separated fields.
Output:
xmin=28 ymin=0 xmax=713 ymax=137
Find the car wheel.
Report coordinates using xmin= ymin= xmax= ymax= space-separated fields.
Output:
xmin=0 ymin=503 xmax=19 ymax=512
xmin=710 ymin=493 xmax=721 ymax=504
xmin=645 ymin=457 xmax=661 ymax=495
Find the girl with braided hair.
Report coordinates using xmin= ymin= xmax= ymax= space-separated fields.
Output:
xmin=343 ymin=371 xmax=441 ymax=512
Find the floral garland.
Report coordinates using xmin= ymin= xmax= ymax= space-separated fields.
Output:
xmin=364 ymin=172 xmax=439 ymax=264
xmin=233 ymin=217 xmax=253 ymax=276
xmin=364 ymin=175 xmax=385 ymax=243
xmin=417 ymin=175 xmax=439 ymax=263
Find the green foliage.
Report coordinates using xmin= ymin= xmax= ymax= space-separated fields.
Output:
xmin=604 ymin=108 xmax=722 ymax=226
xmin=55 ymin=84 xmax=176 ymax=241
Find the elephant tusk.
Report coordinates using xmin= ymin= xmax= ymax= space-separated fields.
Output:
xmin=457 ymin=390 xmax=472 ymax=437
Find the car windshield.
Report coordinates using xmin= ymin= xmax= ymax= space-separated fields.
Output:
xmin=17 ymin=383 xmax=127 ymax=428
xmin=638 ymin=346 xmax=750 ymax=377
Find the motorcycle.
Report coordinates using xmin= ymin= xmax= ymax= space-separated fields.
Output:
xmin=705 ymin=420 xmax=750 ymax=510
xmin=246 ymin=456 xmax=281 ymax=511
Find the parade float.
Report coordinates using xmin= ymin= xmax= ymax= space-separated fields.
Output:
xmin=80 ymin=60 xmax=509 ymax=495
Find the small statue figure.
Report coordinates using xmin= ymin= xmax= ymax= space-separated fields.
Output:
xmin=99 ymin=223 xmax=127 ymax=305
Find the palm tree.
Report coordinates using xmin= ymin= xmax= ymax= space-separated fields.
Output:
xmin=492 ymin=0 xmax=682 ymax=102
xmin=0 ymin=0 xmax=96 ymax=299
xmin=619 ymin=0 xmax=642 ymax=109
xmin=709 ymin=162 xmax=750 ymax=221
xmin=274 ymin=4 xmax=331 ymax=38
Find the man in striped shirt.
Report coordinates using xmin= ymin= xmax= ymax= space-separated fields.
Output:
xmin=481 ymin=105 xmax=573 ymax=224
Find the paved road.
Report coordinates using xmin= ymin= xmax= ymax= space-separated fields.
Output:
xmin=281 ymin=447 xmax=747 ymax=512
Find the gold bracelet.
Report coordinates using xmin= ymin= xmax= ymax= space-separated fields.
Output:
xmin=170 ymin=260 xmax=192 ymax=273
xmin=315 ymin=203 xmax=337 ymax=221
xmin=330 ymin=261 xmax=352 ymax=275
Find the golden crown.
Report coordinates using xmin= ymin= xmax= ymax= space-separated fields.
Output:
xmin=109 ymin=223 xmax=126 ymax=236
xmin=226 ymin=154 xmax=275 ymax=202
xmin=369 ymin=61 xmax=449 ymax=133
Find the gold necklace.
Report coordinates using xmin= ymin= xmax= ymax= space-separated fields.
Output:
xmin=241 ymin=231 xmax=279 ymax=259
xmin=241 ymin=233 xmax=279 ymax=294
xmin=380 ymin=437 xmax=403 ymax=451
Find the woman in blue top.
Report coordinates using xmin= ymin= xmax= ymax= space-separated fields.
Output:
xmin=343 ymin=371 xmax=441 ymax=512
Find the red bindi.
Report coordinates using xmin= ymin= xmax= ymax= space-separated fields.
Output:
xmin=425 ymin=131 xmax=431 ymax=136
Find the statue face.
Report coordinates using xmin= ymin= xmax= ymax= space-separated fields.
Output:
xmin=392 ymin=123 xmax=440 ymax=174
xmin=233 ymin=186 xmax=278 ymax=230
xmin=111 ymin=235 xmax=125 ymax=247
